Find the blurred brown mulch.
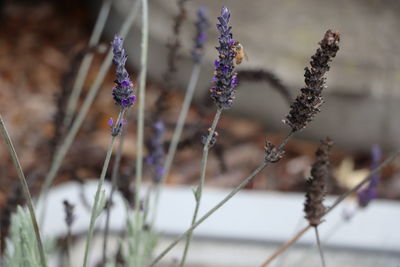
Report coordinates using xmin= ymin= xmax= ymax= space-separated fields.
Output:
xmin=0 ymin=1 xmax=399 ymax=216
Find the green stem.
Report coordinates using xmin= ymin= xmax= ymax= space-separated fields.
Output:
xmin=150 ymin=162 xmax=268 ymax=267
xmin=82 ymin=110 xmax=125 ymax=267
xmin=0 ymin=115 xmax=47 ymax=267
xmin=179 ymin=108 xmax=222 ymax=267
xmin=102 ymin=128 xmax=126 ymax=263
xmin=37 ymin=0 xmax=141 ymax=221
xmin=134 ymin=0 xmax=149 ymax=265
xmin=63 ymin=0 xmax=114 ymax=127
xmin=150 ymin=132 xmax=293 ymax=266
xmin=259 ymin=151 xmax=400 ymax=267
xmin=151 ymin=63 xmax=202 ymax=228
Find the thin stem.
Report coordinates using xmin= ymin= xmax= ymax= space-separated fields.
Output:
xmin=102 ymin=129 xmax=126 ymax=263
xmin=134 ymin=0 xmax=149 ymax=265
xmin=0 ymin=115 xmax=47 ymax=267
xmin=314 ymin=226 xmax=326 ymax=267
xmin=163 ymin=64 xmax=202 ymax=182
xmin=64 ymin=0 xmax=113 ymax=127
xmin=82 ymin=111 xmax=125 ymax=267
xmin=259 ymin=225 xmax=311 ymax=267
xmin=37 ymin=0 xmax=141 ymax=221
xmin=274 ymin=216 xmax=305 ymax=267
xmin=324 ymin=151 xmax=400 ymax=215
xmin=66 ymin=227 xmax=72 ymax=267
xmin=179 ymin=108 xmax=222 ymax=267
xmin=149 ymin=161 xmax=268 ymax=266
xmin=149 ymin=132 xmax=294 ymax=266
xmin=295 ymin=214 xmax=350 ymax=264
xmin=151 ymin=63 xmax=202 ymax=227
xmin=258 ymin=151 xmax=399 ymax=266
xmin=134 ymin=0 xmax=149 ymax=214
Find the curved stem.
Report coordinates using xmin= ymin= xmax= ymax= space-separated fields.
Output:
xmin=151 ymin=64 xmax=202 ymax=228
xmin=0 ymin=115 xmax=47 ymax=267
xmin=149 ymin=132 xmax=293 ymax=266
xmin=179 ymin=108 xmax=222 ymax=267
xmin=64 ymin=0 xmax=114 ymax=127
xmin=82 ymin=111 xmax=125 ymax=267
xmin=149 ymin=161 xmax=268 ymax=267
xmin=37 ymin=0 xmax=141 ymax=222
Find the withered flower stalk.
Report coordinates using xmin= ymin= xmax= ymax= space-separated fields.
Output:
xmin=304 ymin=138 xmax=333 ymax=267
xmin=284 ymin=30 xmax=340 ymax=131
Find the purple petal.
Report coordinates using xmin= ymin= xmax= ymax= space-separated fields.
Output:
xmin=108 ymin=117 xmax=113 ymax=127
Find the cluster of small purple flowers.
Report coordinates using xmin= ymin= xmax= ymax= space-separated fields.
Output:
xmin=111 ymin=35 xmax=136 ymax=108
xmin=210 ymin=7 xmax=238 ymax=110
xmin=108 ymin=117 xmax=126 ymax=137
xmin=358 ymin=145 xmax=381 ymax=207
xmin=146 ymin=121 xmax=166 ymax=183
xmin=200 ymin=128 xmax=218 ymax=147
xmin=192 ymin=7 xmax=210 ymax=63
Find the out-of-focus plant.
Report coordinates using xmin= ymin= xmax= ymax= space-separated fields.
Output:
xmin=4 ymin=207 xmax=54 ymax=267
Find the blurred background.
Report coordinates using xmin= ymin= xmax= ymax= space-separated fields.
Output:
xmin=0 ymin=0 xmax=400 ymax=266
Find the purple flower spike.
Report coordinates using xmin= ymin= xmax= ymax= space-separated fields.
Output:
xmin=231 ymin=75 xmax=238 ymax=87
xmin=111 ymin=35 xmax=136 ymax=108
xmin=210 ymin=6 xmax=238 ymax=110
xmin=358 ymin=144 xmax=382 ymax=208
xmin=146 ymin=120 xmax=166 ymax=183
xmin=192 ymin=7 xmax=210 ymax=63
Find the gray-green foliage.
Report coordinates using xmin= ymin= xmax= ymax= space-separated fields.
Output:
xmin=126 ymin=208 xmax=157 ymax=267
xmin=95 ymin=189 xmax=107 ymax=219
xmin=4 ymin=206 xmax=53 ymax=267
xmin=102 ymin=204 xmax=157 ymax=267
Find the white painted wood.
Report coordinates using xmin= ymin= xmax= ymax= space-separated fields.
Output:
xmin=38 ymin=181 xmax=400 ymax=253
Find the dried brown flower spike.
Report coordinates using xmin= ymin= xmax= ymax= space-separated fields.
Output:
xmin=284 ymin=30 xmax=340 ymax=132
xmin=304 ymin=138 xmax=333 ymax=226
xmin=265 ymin=140 xmax=285 ymax=163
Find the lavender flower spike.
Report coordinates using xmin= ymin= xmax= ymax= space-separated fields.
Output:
xmin=358 ymin=144 xmax=382 ymax=207
xmin=146 ymin=120 xmax=165 ymax=183
xmin=192 ymin=7 xmax=210 ymax=63
xmin=111 ymin=35 xmax=136 ymax=108
xmin=210 ymin=6 xmax=238 ymax=109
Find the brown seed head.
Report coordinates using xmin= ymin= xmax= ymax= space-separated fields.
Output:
xmin=284 ymin=30 xmax=340 ymax=131
xmin=304 ymin=138 xmax=333 ymax=226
